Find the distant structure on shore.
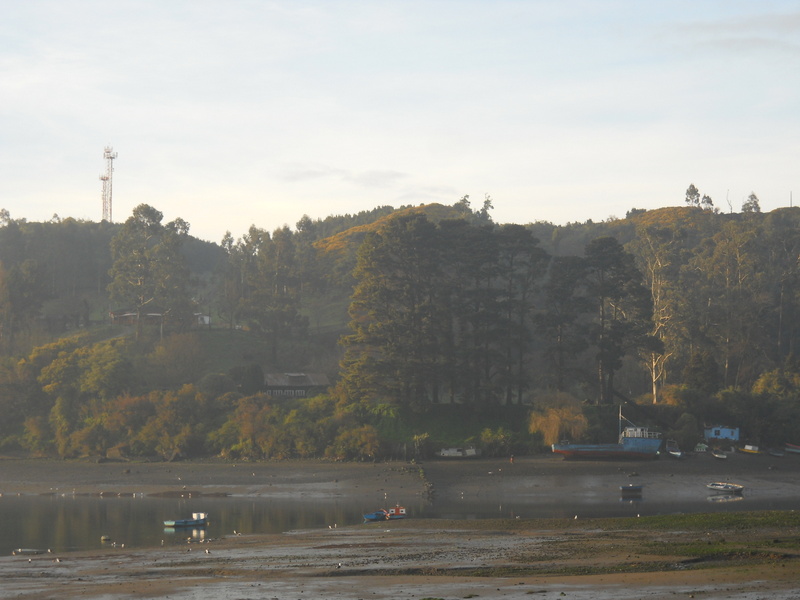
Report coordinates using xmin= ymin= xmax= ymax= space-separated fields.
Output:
xmin=99 ymin=146 xmax=117 ymax=222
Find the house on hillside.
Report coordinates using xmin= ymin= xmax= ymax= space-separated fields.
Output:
xmin=109 ymin=308 xmax=210 ymax=328
xmin=264 ymin=373 xmax=330 ymax=398
xmin=704 ymin=425 xmax=740 ymax=442
xmin=109 ymin=308 xmax=163 ymax=326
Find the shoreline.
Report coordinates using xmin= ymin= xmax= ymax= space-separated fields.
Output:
xmin=2 ymin=454 xmax=800 ymax=599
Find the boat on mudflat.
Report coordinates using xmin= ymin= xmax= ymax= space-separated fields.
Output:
xmin=665 ymin=439 xmax=684 ymax=459
xmin=552 ymin=408 xmax=662 ymax=460
xmin=785 ymin=442 xmax=800 ymax=454
xmin=707 ymin=482 xmax=744 ymax=494
xmin=738 ymin=444 xmax=762 ymax=454
xmin=363 ymin=505 xmax=407 ymax=522
xmin=620 ymin=484 xmax=643 ymax=496
xmin=164 ymin=512 xmax=208 ymax=528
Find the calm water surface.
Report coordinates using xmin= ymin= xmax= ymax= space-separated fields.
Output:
xmin=2 ymin=488 xmax=797 ymax=556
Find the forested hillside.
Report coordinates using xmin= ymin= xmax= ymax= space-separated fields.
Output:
xmin=2 ymin=194 xmax=800 ymax=461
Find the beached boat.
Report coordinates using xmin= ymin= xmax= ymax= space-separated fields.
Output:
xmin=438 ymin=446 xmax=481 ymax=458
xmin=620 ymin=484 xmax=643 ymax=496
xmin=738 ymin=444 xmax=761 ymax=454
xmin=706 ymin=482 xmax=744 ymax=494
xmin=665 ymin=439 xmax=684 ymax=459
xmin=552 ymin=408 xmax=662 ymax=459
xmin=711 ymin=449 xmax=727 ymax=459
xmin=164 ymin=512 xmax=208 ymax=528
xmin=363 ymin=505 xmax=407 ymax=522
xmin=785 ymin=442 xmax=800 ymax=454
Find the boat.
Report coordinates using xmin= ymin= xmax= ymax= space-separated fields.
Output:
xmin=785 ymin=442 xmax=800 ymax=454
xmin=551 ymin=408 xmax=662 ymax=459
xmin=620 ymin=483 xmax=643 ymax=496
xmin=164 ymin=512 xmax=208 ymax=528
xmin=768 ymin=448 xmax=785 ymax=458
xmin=706 ymin=482 xmax=744 ymax=494
xmin=738 ymin=444 xmax=761 ymax=454
xmin=438 ymin=446 xmax=481 ymax=458
xmin=665 ymin=439 xmax=684 ymax=459
xmin=711 ymin=449 xmax=727 ymax=460
xmin=363 ymin=505 xmax=407 ymax=522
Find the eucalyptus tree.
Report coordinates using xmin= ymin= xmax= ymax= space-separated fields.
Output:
xmin=688 ymin=218 xmax=767 ymax=388
xmin=628 ymin=224 xmax=688 ymax=403
xmin=763 ymin=209 xmax=800 ymax=360
xmin=235 ymin=225 xmax=306 ymax=363
xmin=108 ymin=204 xmax=193 ymax=339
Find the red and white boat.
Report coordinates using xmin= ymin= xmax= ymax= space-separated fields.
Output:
xmin=363 ymin=505 xmax=407 ymax=522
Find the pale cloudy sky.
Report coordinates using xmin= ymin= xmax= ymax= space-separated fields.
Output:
xmin=1 ymin=1 xmax=798 ymax=243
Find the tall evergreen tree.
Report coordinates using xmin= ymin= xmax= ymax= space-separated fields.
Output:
xmin=584 ymin=236 xmax=655 ymax=403
xmin=107 ymin=204 xmax=193 ymax=339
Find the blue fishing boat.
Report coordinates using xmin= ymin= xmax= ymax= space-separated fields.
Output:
xmin=164 ymin=512 xmax=208 ymax=528
xmin=552 ymin=408 xmax=662 ymax=459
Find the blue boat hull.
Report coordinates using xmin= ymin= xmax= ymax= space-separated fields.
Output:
xmin=552 ymin=437 xmax=662 ymax=459
xmin=164 ymin=518 xmax=208 ymax=528
xmin=363 ymin=511 xmax=388 ymax=522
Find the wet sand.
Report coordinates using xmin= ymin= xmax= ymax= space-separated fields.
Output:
xmin=2 ymin=453 xmax=800 ymax=599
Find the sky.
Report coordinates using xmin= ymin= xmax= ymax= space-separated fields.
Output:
xmin=1 ymin=1 xmax=798 ymax=243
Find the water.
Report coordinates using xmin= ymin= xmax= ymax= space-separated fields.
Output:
xmin=3 ymin=487 xmax=797 ymax=557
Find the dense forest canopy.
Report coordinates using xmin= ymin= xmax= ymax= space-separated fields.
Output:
xmin=2 ymin=192 xmax=800 ymax=461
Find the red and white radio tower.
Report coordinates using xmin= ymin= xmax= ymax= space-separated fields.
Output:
xmin=100 ymin=146 xmax=118 ymax=222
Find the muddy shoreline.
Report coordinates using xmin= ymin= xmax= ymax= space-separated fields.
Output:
xmin=2 ymin=453 xmax=800 ymax=599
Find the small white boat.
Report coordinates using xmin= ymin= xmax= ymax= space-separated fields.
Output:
xmin=711 ymin=449 xmax=727 ymax=459
xmin=666 ymin=439 xmax=684 ymax=459
xmin=707 ymin=482 xmax=744 ymax=494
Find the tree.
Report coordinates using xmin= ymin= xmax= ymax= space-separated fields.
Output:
xmin=539 ymin=255 xmax=590 ymax=393
xmin=584 ymin=236 xmax=656 ymax=403
xmin=494 ymin=225 xmax=549 ymax=404
xmin=341 ymin=214 xmax=444 ymax=411
xmin=628 ymin=224 xmax=687 ymax=403
xmin=107 ymin=205 xmax=193 ymax=339
xmin=685 ymin=184 xmax=700 ymax=207
xmin=742 ymin=193 xmax=761 ymax=213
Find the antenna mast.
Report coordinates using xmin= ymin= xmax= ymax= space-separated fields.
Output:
xmin=100 ymin=146 xmax=118 ymax=222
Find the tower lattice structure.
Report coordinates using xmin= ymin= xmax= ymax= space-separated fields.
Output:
xmin=100 ymin=146 xmax=118 ymax=222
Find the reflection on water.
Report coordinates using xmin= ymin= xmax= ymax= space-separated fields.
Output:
xmin=0 ymin=494 xmax=376 ymax=556
xmin=2 ymin=486 xmax=797 ymax=556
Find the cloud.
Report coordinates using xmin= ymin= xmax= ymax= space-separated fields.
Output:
xmin=278 ymin=164 xmax=348 ymax=182
xmin=346 ymin=170 xmax=407 ymax=189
